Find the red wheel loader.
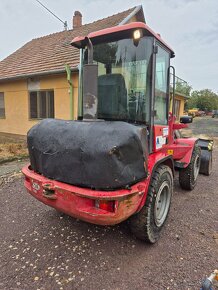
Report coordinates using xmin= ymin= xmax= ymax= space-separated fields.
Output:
xmin=22 ymin=22 xmax=213 ymax=243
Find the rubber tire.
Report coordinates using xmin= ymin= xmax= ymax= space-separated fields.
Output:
xmin=129 ymin=165 xmax=173 ymax=243
xmin=179 ymin=145 xmax=201 ymax=190
xmin=199 ymin=150 xmax=212 ymax=176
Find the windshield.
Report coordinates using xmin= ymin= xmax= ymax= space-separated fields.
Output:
xmin=83 ymin=37 xmax=153 ymax=123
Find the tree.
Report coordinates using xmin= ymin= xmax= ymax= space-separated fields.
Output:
xmin=186 ymin=89 xmax=218 ymax=111
xmin=175 ymin=81 xmax=192 ymax=97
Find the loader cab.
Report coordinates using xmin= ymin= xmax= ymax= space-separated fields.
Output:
xmin=71 ymin=22 xmax=175 ymax=152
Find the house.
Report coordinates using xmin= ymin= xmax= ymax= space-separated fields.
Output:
xmin=0 ymin=5 xmax=188 ymax=135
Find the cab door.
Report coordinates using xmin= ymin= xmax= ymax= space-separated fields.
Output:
xmin=153 ymin=43 xmax=171 ymax=151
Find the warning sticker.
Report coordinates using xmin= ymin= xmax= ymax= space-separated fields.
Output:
xmin=163 ymin=127 xmax=169 ymax=137
xmin=156 ymin=136 xmax=166 ymax=149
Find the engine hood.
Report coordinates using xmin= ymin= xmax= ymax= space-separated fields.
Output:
xmin=27 ymin=119 xmax=148 ymax=190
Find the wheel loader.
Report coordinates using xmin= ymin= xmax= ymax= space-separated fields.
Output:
xmin=22 ymin=22 xmax=213 ymax=243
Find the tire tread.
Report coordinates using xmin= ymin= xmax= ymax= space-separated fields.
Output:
xmin=179 ymin=145 xmax=201 ymax=190
xmin=130 ymin=165 xmax=173 ymax=243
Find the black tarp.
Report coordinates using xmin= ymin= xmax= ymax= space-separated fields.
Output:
xmin=27 ymin=119 xmax=148 ymax=190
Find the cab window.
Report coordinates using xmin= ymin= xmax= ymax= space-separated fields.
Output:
xmin=154 ymin=45 xmax=170 ymax=125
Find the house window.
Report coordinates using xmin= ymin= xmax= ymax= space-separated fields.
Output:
xmin=29 ymin=90 xmax=54 ymax=119
xmin=0 ymin=92 xmax=5 ymax=118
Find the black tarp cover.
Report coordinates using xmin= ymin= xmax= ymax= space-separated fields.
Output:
xmin=27 ymin=119 xmax=148 ymax=190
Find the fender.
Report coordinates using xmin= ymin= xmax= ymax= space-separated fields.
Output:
xmin=136 ymin=152 xmax=174 ymax=212
xmin=161 ymin=138 xmax=198 ymax=169
xmin=173 ymin=138 xmax=198 ymax=168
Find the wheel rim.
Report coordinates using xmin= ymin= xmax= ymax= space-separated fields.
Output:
xmin=154 ymin=181 xmax=171 ymax=227
xmin=193 ymin=155 xmax=200 ymax=180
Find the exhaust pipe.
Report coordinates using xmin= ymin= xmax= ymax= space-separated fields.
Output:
xmin=82 ymin=37 xmax=98 ymax=119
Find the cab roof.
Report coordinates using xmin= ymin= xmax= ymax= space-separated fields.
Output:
xmin=71 ymin=22 xmax=175 ymax=58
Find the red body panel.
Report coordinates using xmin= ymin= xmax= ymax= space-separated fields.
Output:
xmin=164 ymin=138 xmax=197 ymax=167
xmin=153 ymin=114 xmax=198 ymax=167
xmin=153 ymin=125 xmax=169 ymax=152
xmin=22 ymin=150 xmax=171 ymax=225
xmin=22 ymin=165 xmax=146 ymax=225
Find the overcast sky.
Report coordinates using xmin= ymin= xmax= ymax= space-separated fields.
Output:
xmin=0 ymin=0 xmax=218 ymax=92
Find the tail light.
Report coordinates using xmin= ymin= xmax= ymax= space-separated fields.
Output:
xmin=95 ymin=200 xmax=115 ymax=212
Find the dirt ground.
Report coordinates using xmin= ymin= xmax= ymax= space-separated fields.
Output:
xmin=0 ymin=117 xmax=217 ymax=290
xmin=0 ymin=132 xmax=26 ymax=144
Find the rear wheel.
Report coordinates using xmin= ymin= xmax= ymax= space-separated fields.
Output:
xmin=129 ymin=165 xmax=173 ymax=243
xmin=199 ymin=150 xmax=212 ymax=176
xmin=179 ymin=145 xmax=201 ymax=190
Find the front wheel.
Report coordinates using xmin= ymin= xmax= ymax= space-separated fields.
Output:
xmin=179 ymin=145 xmax=201 ymax=190
xmin=129 ymin=165 xmax=173 ymax=243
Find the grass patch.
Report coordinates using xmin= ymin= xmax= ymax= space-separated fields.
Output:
xmin=0 ymin=142 xmax=28 ymax=160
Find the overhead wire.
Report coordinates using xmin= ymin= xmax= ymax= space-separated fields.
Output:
xmin=34 ymin=0 xmax=68 ymax=30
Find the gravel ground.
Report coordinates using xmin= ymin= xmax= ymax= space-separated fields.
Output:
xmin=0 ymin=156 xmax=217 ymax=290
xmin=0 ymin=159 xmax=28 ymax=177
xmin=0 ymin=159 xmax=28 ymax=187
xmin=189 ymin=116 xmax=218 ymax=137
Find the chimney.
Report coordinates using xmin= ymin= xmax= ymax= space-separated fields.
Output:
xmin=73 ymin=11 xmax=82 ymax=29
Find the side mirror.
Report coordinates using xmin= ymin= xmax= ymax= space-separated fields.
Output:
xmin=180 ymin=115 xmax=193 ymax=124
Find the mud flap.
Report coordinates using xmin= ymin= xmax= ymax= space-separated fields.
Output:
xmin=197 ymin=139 xmax=213 ymax=176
